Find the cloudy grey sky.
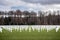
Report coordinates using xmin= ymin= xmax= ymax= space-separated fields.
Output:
xmin=0 ymin=0 xmax=60 ymax=12
xmin=22 ymin=0 xmax=60 ymax=4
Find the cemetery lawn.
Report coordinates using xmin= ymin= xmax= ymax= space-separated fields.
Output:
xmin=0 ymin=28 xmax=60 ymax=40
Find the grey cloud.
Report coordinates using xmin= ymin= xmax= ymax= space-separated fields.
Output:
xmin=0 ymin=0 xmax=6 ymax=6
xmin=0 ymin=0 xmax=11 ymax=6
xmin=21 ymin=0 xmax=60 ymax=4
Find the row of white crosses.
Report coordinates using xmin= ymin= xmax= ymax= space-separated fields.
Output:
xmin=0 ymin=14 xmax=41 ymax=18
xmin=0 ymin=15 xmax=25 ymax=18
xmin=0 ymin=25 xmax=60 ymax=32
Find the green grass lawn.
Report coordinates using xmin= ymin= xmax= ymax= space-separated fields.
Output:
xmin=0 ymin=28 xmax=60 ymax=40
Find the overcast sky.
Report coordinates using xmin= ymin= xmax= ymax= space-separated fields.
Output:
xmin=0 ymin=0 xmax=60 ymax=12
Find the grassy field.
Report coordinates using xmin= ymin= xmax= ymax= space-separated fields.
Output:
xmin=0 ymin=28 xmax=60 ymax=40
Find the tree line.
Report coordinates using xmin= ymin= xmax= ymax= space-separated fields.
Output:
xmin=0 ymin=10 xmax=60 ymax=25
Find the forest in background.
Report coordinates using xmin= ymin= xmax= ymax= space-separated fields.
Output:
xmin=0 ymin=10 xmax=60 ymax=25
